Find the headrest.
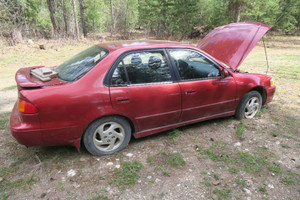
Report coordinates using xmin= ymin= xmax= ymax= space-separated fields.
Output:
xmin=148 ymin=56 xmax=161 ymax=70
xmin=131 ymin=55 xmax=142 ymax=65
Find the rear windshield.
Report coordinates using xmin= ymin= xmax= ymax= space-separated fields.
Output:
xmin=55 ymin=46 xmax=108 ymax=82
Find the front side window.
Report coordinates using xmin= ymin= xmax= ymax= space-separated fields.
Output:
xmin=111 ymin=50 xmax=172 ymax=86
xmin=55 ymin=46 xmax=108 ymax=82
xmin=168 ymin=49 xmax=220 ymax=81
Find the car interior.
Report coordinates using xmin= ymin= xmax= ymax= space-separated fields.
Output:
xmin=111 ymin=50 xmax=221 ymax=86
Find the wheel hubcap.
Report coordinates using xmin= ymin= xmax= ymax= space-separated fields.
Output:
xmin=92 ymin=122 xmax=125 ymax=152
xmin=244 ymin=97 xmax=260 ymax=119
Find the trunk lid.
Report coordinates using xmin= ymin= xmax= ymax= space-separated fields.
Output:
xmin=197 ymin=22 xmax=270 ymax=71
xmin=16 ymin=66 xmax=67 ymax=89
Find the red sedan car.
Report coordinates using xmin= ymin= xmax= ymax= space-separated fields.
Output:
xmin=10 ymin=22 xmax=275 ymax=155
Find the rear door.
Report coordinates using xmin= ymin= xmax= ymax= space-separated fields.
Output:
xmin=167 ymin=49 xmax=237 ymax=122
xmin=109 ymin=49 xmax=181 ymax=132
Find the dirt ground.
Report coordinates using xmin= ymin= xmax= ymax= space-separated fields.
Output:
xmin=0 ymin=36 xmax=299 ymax=200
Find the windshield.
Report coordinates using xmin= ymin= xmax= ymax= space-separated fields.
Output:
xmin=55 ymin=46 xmax=108 ymax=82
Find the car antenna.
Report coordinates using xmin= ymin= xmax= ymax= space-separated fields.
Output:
xmin=262 ymin=37 xmax=270 ymax=74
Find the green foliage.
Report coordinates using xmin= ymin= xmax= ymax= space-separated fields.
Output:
xmin=235 ymin=176 xmax=246 ymax=188
xmin=2 ymin=85 xmax=17 ymax=91
xmin=1 ymin=0 xmax=299 ymax=38
xmin=161 ymin=168 xmax=170 ymax=176
xmin=258 ymin=186 xmax=267 ymax=192
xmin=113 ymin=160 xmax=142 ymax=188
xmin=89 ymin=188 xmax=109 ymax=200
xmin=57 ymin=181 xmax=64 ymax=191
xmin=212 ymin=187 xmax=232 ymax=199
xmin=198 ymin=143 xmax=273 ymax=174
xmin=281 ymin=176 xmax=294 ymax=185
xmin=168 ymin=152 xmax=186 ymax=167
xmin=168 ymin=129 xmax=180 ymax=144
xmin=0 ymin=192 xmax=9 ymax=200
xmin=268 ymin=162 xmax=282 ymax=174
xmin=200 ymin=177 xmax=212 ymax=187
xmin=0 ymin=174 xmax=38 ymax=195
xmin=237 ymin=151 xmax=267 ymax=173
xmin=0 ymin=112 xmax=10 ymax=130
xmin=236 ymin=122 xmax=245 ymax=140
xmin=139 ymin=0 xmax=200 ymax=37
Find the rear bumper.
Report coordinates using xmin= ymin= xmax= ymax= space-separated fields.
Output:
xmin=10 ymin=102 xmax=43 ymax=146
xmin=264 ymin=85 xmax=276 ymax=105
xmin=10 ymin=102 xmax=82 ymax=148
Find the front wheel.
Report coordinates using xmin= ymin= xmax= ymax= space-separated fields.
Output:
xmin=83 ymin=116 xmax=131 ymax=156
xmin=235 ymin=91 xmax=262 ymax=120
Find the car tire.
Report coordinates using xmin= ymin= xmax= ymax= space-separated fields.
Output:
xmin=83 ymin=116 xmax=131 ymax=156
xmin=235 ymin=91 xmax=262 ymax=120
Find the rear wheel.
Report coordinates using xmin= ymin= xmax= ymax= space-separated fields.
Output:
xmin=83 ymin=116 xmax=131 ymax=156
xmin=235 ymin=91 xmax=262 ymax=119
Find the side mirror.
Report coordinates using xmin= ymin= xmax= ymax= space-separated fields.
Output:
xmin=221 ymin=68 xmax=228 ymax=79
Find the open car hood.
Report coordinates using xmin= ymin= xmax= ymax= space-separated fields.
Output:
xmin=197 ymin=22 xmax=270 ymax=71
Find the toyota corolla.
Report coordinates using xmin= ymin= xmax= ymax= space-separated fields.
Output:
xmin=10 ymin=22 xmax=276 ymax=155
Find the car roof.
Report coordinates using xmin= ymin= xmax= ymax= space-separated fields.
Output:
xmin=97 ymin=40 xmax=195 ymax=52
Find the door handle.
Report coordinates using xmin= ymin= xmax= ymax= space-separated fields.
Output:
xmin=116 ymin=97 xmax=129 ymax=102
xmin=185 ymin=90 xmax=196 ymax=95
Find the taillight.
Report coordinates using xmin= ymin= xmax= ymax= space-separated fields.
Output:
xmin=19 ymin=99 xmax=38 ymax=114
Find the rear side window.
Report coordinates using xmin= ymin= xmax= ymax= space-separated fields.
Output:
xmin=111 ymin=50 xmax=172 ymax=86
xmin=168 ymin=49 xmax=220 ymax=80
xmin=55 ymin=46 xmax=108 ymax=82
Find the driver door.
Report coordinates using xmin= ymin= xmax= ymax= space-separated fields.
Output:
xmin=109 ymin=49 xmax=181 ymax=132
xmin=168 ymin=49 xmax=237 ymax=122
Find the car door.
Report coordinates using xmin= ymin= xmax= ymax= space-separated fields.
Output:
xmin=167 ymin=49 xmax=237 ymax=122
xmin=109 ymin=49 xmax=181 ymax=132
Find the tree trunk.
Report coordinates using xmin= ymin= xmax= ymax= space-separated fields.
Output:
xmin=78 ymin=0 xmax=87 ymax=37
xmin=161 ymin=0 xmax=167 ymax=39
xmin=72 ymin=0 xmax=80 ymax=40
xmin=110 ymin=0 xmax=115 ymax=36
xmin=62 ymin=0 xmax=69 ymax=36
xmin=46 ymin=0 xmax=59 ymax=36
xmin=11 ymin=29 xmax=23 ymax=45
xmin=234 ymin=3 xmax=242 ymax=22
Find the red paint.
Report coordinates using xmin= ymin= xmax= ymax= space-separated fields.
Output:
xmin=197 ymin=22 xmax=270 ymax=71
xmin=10 ymin=22 xmax=275 ymax=151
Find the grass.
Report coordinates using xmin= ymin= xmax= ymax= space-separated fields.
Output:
xmin=200 ymin=177 xmax=212 ymax=187
xmin=281 ymin=144 xmax=290 ymax=148
xmin=236 ymin=151 xmax=267 ymax=174
xmin=235 ymin=176 xmax=246 ymax=188
xmin=168 ymin=129 xmax=181 ymax=144
xmin=0 ymin=176 xmax=38 ymax=198
xmin=268 ymin=162 xmax=282 ymax=175
xmin=2 ymin=85 xmax=17 ymax=91
xmin=168 ymin=152 xmax=186 ymax=167
xmin=198 ymin=143 xmax=271 ymax=174
xmin=281 ymin=176 xmax=294 ymax=185
xmin=228 ymin=167 xmax=238 ymax=174
xmin=112 ymin=161 xmax=142 ymax=188
xmin=257 ymin=106 xmax=269 ymax=116
xmin=57 ymin=181 xmax=64 ymax=191
xmin=89 ymin=188 xmax=109 ymax=200
xmin=236 ymin=122 xmax=245 ymax=141
xmin=212 ymin=187 xmax=232 ymax=200
xmin=258 ymin=186 xmax=267 ymax=193
xmin=0 ymin=112 xmax=10 ymax=130
xmin=147 ymin=151 xmax=186 ymax=176
xmin=0 ymin=41 xmax=90 ymax=90
xmin=148 ymin=151 xmax=186 ymax=168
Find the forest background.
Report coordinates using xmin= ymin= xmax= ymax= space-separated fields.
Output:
xmin=0 ymin=0 xmax=300 ymax=45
